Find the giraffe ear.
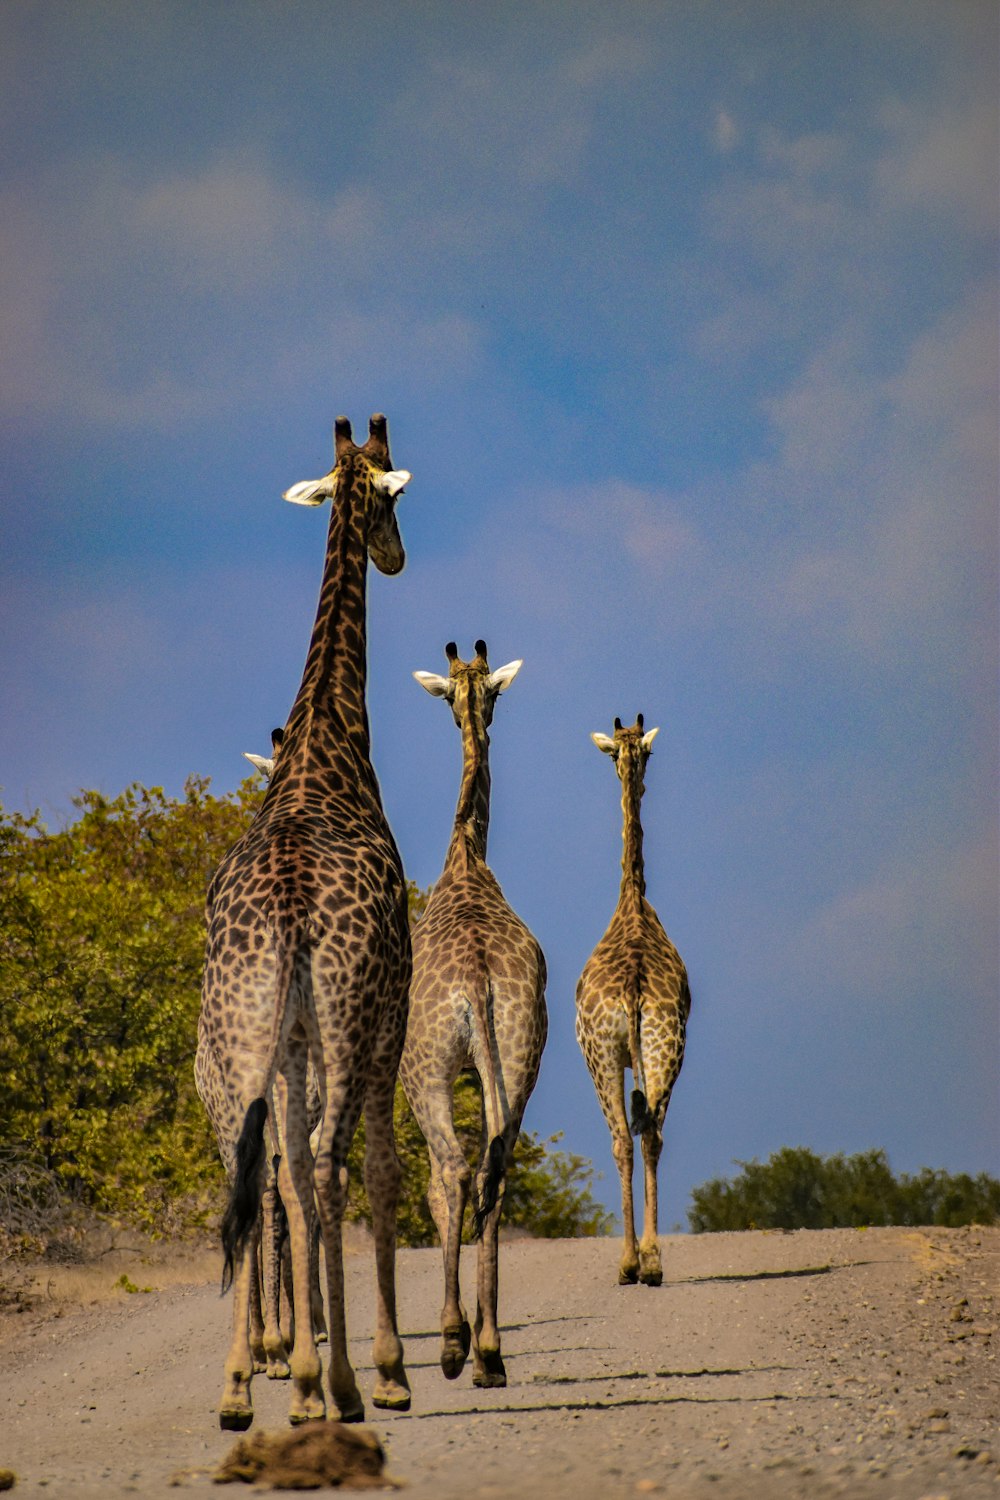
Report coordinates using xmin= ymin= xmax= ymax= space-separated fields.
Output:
xmin=413 ymin=670 xmax=455 ymax=701
xmin=488 ymin=659 xmax=522 ymax=694
xmin=591 ymin=733 xmax=617 ymax=755
xmin=641 ymin=727 xmax=660 ymax=751
xmin=283 ymin=474 xmax=336 ymax=505
xmin=373 ymin=469 xmax=411 ymax=499
xmin=243 ymin=752 xmax=274 ymax=779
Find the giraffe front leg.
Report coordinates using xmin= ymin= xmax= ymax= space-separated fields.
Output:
xmin=260 ymin=1179 xmax=291 ymax=1378
xmin=309 ymin=1215 xmax=328 ymax=1344
xmin=248 ymin=1236 xmax=267 ymax=1375
xmin=612 ymin=1126 xmax=639 ymax=1284
xmin=638 ymin=1121 xmax=663 ymax=1287
xmin=219 ymin=1226 xmax=258 ymax=1430
xmin=364 ymin=1080 xmax=411 ymax=1410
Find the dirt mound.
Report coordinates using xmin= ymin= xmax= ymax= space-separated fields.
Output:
xmin=213 ymin=1422 xmax=396 ymax=1490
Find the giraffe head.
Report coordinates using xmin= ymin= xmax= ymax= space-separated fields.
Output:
xmin=242 ymin=726 xmax=285 ymax=781
xmin=591 ymin=715 xmax=660 ymax=793
xmin=282 ymin=413 xmax=411 ymax=575
xmin=413 ymin=640 xmax=522 ymax=729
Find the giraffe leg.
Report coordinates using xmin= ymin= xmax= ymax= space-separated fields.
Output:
xmin=260 ymin=1176 xmax=291 ymax=1378
xmin=471 ymin=1158 xmax=507 ymax=1389
xmin=417 ymin=1085 xmax=473 ymax=1380
xmin=638 ymin=1121 xmax=663 ymax=1286
xmin=309 ymin=1215 xmax=328 ymax=1344
xmin=363 ymin=1075 xmax=411 ymax=1410
xmin=248 ymin=1237 xmax=267 ymax=1375
xmin=426 ymin=1152 xmax=472 ymax=1376
xmin=274 ymin=1052 xmax=327 ymax=1425
xmin=219 ymin=1221 xmax=259 ymax=1429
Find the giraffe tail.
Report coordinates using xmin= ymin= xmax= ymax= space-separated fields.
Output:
xmin=473 ymin=1134 xmax=506 ymax=1240
xmin=220 ymin=1096 xmax=268 ymax=1294
xmin=625 ymin=974 xmax=656 ymax=1136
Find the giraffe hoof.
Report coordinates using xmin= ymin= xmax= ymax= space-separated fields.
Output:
xmin=472 ymin=1351 xmax=506 ymax=1388
xmin=372 ymin=1384 xmax=411 ymax=1412
xmin=266 ymin=1360 xmax=292 ymax=1380
xmin=333 ymin=1403 xmax=366 ymax=1424
xmin=219 ymin=1407 xmax=254 ymax=1431
xmin=618 ymin=1265 xmax=639 ymax=1285
xmin=441 ymin=1322 xmax=471 ymax=1379
xmin=639 ymin=1266 xmax=663 ymax=1287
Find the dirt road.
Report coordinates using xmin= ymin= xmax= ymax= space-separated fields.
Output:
xmin=1 ymin=1226 xmax=996 ymax=1499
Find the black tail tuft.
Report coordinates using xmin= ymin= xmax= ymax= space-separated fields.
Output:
xmin=221 ymin=1097 xmax=268 ymax=1295
xmin=473 ymin=1135 xmax=506 ymax=1240
xmin=630 ymin=1088 xmax=655 ymax=1137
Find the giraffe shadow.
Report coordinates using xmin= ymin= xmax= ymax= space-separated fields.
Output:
xmin=679 ymin=1262 xmax=861 ymax=1284
xmin=400 ymin=1390 xmax=813 ymax=1420
xmin=528 ymin=1364 xmax=795 ymax=1386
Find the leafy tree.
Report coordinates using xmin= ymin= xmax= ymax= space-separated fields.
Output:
xmin=688 ymin=1147 xmax=1000 ymax=1232
xmin=0 ymin=781 xmax=610 ymax=1243
xmin=0 ymin=779 xmax=258 ymax=1228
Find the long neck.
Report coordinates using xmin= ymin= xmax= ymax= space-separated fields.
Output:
xmin=618 ymin=761 xmax=645 ymax=907
xmin=447 ymin=700 xmax=491 ymax=866
xmin=276 ymin=468 xmax=375 ymax=784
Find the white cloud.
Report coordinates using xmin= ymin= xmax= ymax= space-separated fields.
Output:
xmin=875 ymin=93 xmax=998 ymax=236
xmin=712 ymin=109 xmax=739 ymax=154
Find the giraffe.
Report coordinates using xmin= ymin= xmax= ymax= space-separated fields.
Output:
xmin=195 ymin=725 xmax=325 ymax=1386
xmin=575 ymin=715 xmax=690 ymax=1287
xmin=400 ymin=640 xmax=548 ymax=1388
xmin=198 ymin=413 xmax=413 ymax=1430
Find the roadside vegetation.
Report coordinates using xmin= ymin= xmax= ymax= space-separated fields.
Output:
xmin=0 ymin=780 xmax=611 ymax=1257
xmin=689 ymin=1146 xmax=1000 ymax=1232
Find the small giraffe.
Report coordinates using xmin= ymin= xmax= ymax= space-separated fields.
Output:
xmin=198 ymin=413 xmax=413 ymax=1429
xmin=196 ymin=726 xmax=326 ymax=1384
xmin=400 ymin=640 xmax=548 ymax=1387
xmin=576 ymin=715 xmax=690 ymax=1287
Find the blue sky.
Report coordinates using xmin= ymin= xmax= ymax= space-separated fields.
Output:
xmin=2 ymin=1 xmax=997 ymax=1227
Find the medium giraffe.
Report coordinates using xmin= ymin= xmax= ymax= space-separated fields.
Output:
xmin=576 ymin=715 xmax=690 ymax=1287
xmin=400 ymin=640 xmax=548 ymax=1387
xmin=198 ymin=413 xmax=413 ymax=1429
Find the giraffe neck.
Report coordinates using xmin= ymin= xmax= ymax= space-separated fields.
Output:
xmin=269 ymin=464 xmax=378 ymax=799
xmin=446 ymin=695 xmax=491 ymax=867
xmin=618 ymin=761 xmax=646 ymax=908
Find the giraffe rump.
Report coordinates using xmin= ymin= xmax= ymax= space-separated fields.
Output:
xmin=221 ymin=1096 xmax=268 ymax=1295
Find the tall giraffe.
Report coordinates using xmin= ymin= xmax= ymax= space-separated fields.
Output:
xmin=575 ymin=715 xmax=690 ymax=1287
xmin=198 ymin=413 xmax=413 ymax=1429
xmin=400 ymin=641 xmax=547 ymax=1387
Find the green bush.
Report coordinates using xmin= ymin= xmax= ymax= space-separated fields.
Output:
xmin=0 ymin=782 xmax=608 ymax=1243
xmin=688 ymin=1146 xmax=1000 ymax=1232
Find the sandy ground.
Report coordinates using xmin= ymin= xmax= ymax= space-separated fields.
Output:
xmin=0 ymin=1225 xmax=996 ymax=1499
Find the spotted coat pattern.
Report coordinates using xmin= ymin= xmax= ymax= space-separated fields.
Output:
xmin=400 ymin=642 xmax=547 ymax=1387
xmin=576 ymin=716 xmax=690 ymax=1286
xmin=197 ymin=414 xmax=412 ymax=1429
